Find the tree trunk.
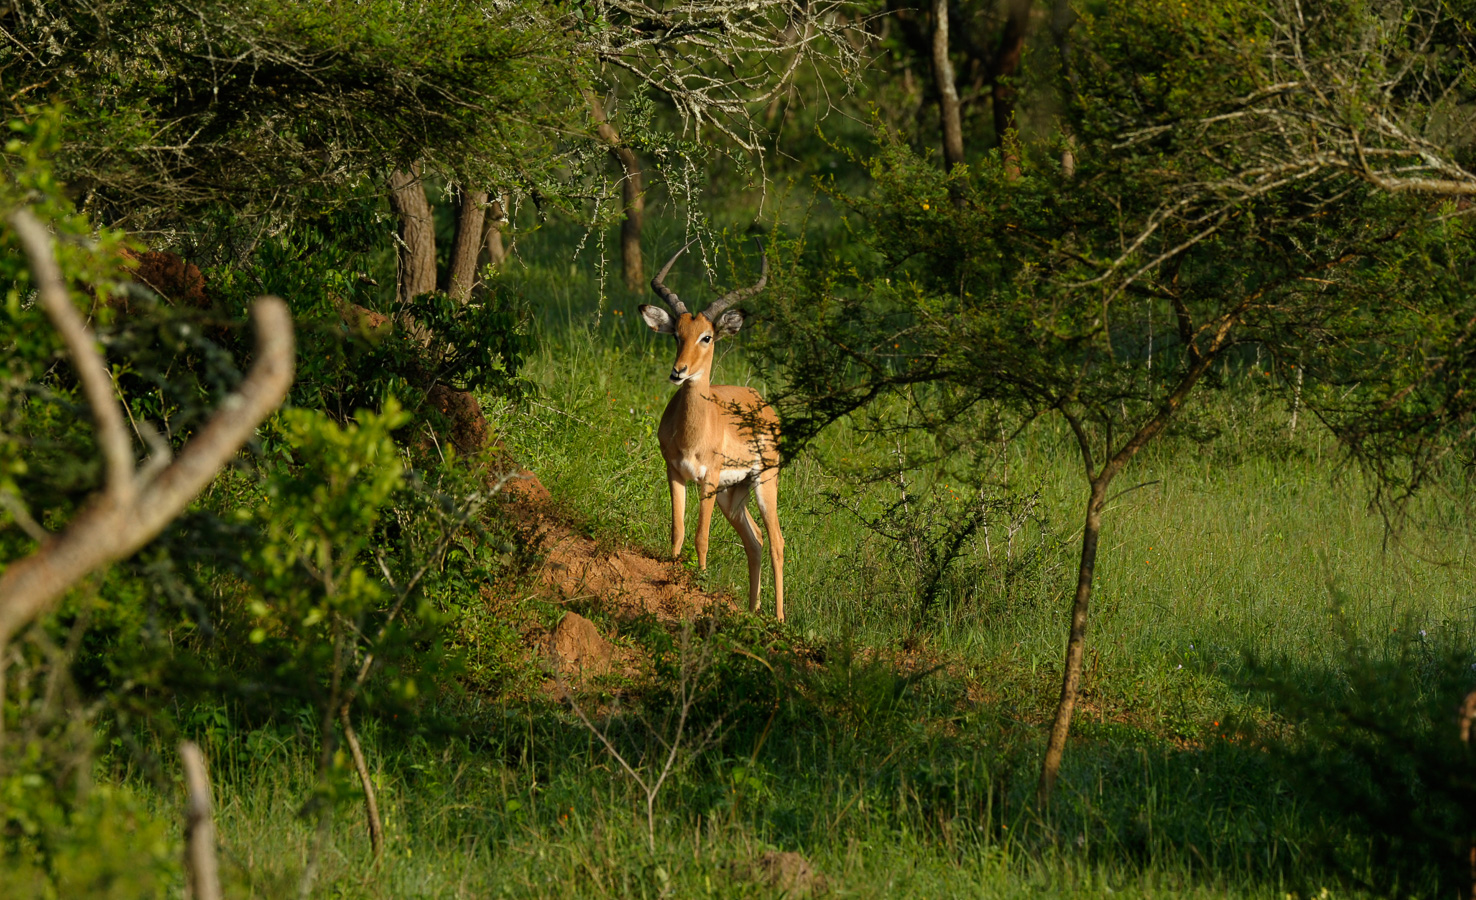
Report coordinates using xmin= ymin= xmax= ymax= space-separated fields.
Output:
xmin=1049 ymin=0 xmax=1076 ymax=91
xmin=991 ymin=0 xmax=1032 ymax=179
xmin=1037 ymin=474 xmax=1109 ymax=803
xmin=386 ymin=167 xmax=491 ymax=450
xmin=1035 ymin=339 xmax=1226 ymax=804
xmin=447 ymin=187 xmax=488 ymax=303
xmin=586 ymin=91 xmax=646 ymax=291
xmin=613 ymin=147 xmax=645 ymax=292
xmin=180 ymin=742 xmax=222 ymax=900
xmin=340 ymin=707 xmax=384 ymax=859
xmin=931 ymin=0 xmax=965 ymax=173
xmin=484 ymin=194 xmax=509 ymax=268
xmin=387 ymin=165 xmax=437 ymax=307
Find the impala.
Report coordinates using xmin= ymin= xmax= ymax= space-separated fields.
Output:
xmin=638 ymin=242 xmax=786 ymax=620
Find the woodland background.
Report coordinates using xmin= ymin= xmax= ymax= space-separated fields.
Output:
xmin=4 ymin=0 xmax=1476 ymax=896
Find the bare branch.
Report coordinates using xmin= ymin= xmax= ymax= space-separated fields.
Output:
xmin=180 ymin=741 xmax=223 ymax=900
xmin=0 ymin=212 xmax=295 ymax=647
xmin=338 ymin=708 xmax=384 ymax=860
xmin=9 ymin=211 xmax=135 ymax=500
xmin=1087 ymin=1 xmax=1476 ymax=296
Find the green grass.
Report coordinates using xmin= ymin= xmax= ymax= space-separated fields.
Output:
xmin=490 ymin=256 xmax=1475 ymax=687
xmin=18 ymin=227 xmax=1476 ymax=898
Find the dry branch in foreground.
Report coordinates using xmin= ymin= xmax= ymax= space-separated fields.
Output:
xmin=0 ymin=209 xmax=295 ymax=647
xmin=180 ymin=741 xmax=223 ymax=900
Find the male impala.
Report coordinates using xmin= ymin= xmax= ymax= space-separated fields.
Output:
xmin=639 ymin=242 xmax=786 ymax=620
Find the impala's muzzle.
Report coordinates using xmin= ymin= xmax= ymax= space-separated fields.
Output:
xmin=670 ymin=365 xmax=687 ymax=384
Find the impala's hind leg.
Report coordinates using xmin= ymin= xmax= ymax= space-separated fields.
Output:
xmin=717 ymin=485 xmax=764 ymax=613
xmin=754 ymin=468 xmax=785 ymax=621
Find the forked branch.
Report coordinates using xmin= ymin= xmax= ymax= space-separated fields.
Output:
xmin=0 ymin=209 xmax=295 ymax=647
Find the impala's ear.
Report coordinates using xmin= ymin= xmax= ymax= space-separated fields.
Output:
xmin=713 ymin=308 xmax=745 ymax=337
xmin=639 ymin=304 xmax=675 ymax=334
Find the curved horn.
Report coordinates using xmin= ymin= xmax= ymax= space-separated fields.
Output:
xmin=650 ymin=241 xmax=694 ymax=316
xmin=701 ymin=238 xmax=768 ymax=320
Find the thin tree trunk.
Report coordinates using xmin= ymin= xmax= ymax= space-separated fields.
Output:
xmin=484 ymin=193 xmax=510 ymax=268
xmin=181 ymin=742 xmax=222 ymax=900
xmin=387 ymin=165 xmax=437 ymax=307
xmin=1037 ymin=475 xmax=1108 ymax=803
xmin=447 ymin=187 xmax=488 ymax=303
xmin=340 ymin=706 xmax=384 ymax=859
xmin=586 ymin=91 xmax=646 ymax=291
xmin=1289 ymin=364 xmax=1304 ymax=435
xmin=1049 ymin=0 xmax=1076 ymax=91
xmin=931 ymin=0 xmax=965 ymax=173
xmin=990 ymin=0 xmax=1032 ymax=179
xmin=614 ymin=147 xmax=645 ymax=291
xmin=1035 ymin=323 xmax=1234 ymax=804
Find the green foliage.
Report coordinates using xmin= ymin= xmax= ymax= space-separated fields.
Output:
xmin=0 ymin=109 xmax=131 ymax=548
xmin=10 ymin=0 xmax=1476 ymax=894
xmin=0 ymin=0 xmax=580 ymax=228
xmin=1 ymin=775 xmax=176 ymax=900
xmin=405 ymin=280 xmax=534 ymax=396
xmin=251 ymin=403 xmax=407 ymax=644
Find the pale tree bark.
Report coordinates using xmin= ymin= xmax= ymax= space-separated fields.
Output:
xmin=484 ymin=193 xmax=510 ymax=268
xmin=0 ymin=210 xmax=295 ymax=650
xmin=930 ymin=0 xmax=965 ymax=173
xmin=387 ymin=165 xmax=437 ymax=307
xmin=1050 ymin=0 xmax=1075 ymax=176
xmin=181 ymin=742 xmax=223 ymax=900
xmin=587 ymin=92 xmax=646 ymax=291
xmin=447 ymin=187 xmax=488 ymax=303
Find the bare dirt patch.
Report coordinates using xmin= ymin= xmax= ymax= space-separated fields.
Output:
xmin=505 ymin=470 xmax=733 ymax=623
xmin=547 ymin=611 xmax=613 ymax=677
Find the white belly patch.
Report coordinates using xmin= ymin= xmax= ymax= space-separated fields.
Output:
xmin=719 ymin=466 xmax=758 ymax=489
xmin=678 ymin=458 xmax=707 ymax=482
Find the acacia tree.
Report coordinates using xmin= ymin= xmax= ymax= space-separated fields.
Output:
xmin=761 ymin=0 xmax=1476 ymax=802
xmin=1088 ymin=0 xmax=1476 ymax=487
xmin=0 ymin=0 xmax=574 ymax=231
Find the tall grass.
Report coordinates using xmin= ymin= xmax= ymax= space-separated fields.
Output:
xmin=64 ymin=225 xmax=1476 ymax=898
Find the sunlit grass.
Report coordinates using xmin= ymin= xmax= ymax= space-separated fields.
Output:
xmin=84 ymin=225 xmax=1472 ymax=899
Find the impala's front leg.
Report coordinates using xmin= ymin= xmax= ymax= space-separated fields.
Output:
xmin=695 ymin=479 xmax=718 ymax=570
xmin=668 ymin=466 xmax=687 ymax=559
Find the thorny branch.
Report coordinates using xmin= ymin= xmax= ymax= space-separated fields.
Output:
xmin=1088 ymin=0 xmax=1476 ymax=297
xmin=581 ymin=0 xmax=866 ymax=153
xmin=560 ymin=622 xmax=722 ymax=853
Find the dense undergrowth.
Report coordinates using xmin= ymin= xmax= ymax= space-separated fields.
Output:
xmin=5 ymin=219 xmax=1476 ymax=898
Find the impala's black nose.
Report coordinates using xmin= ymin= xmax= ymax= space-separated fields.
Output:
xmin=670 ymin=365 xmax=687 ymax=382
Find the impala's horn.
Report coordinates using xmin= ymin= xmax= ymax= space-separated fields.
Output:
xmin=651 ymin=241 xmax=695 ymax=317
xmin=701 ymin=238 xmax=768 ymax=320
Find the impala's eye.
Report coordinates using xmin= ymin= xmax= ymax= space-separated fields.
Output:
xmin=700 ymin=334 xmax=713 ymax=344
